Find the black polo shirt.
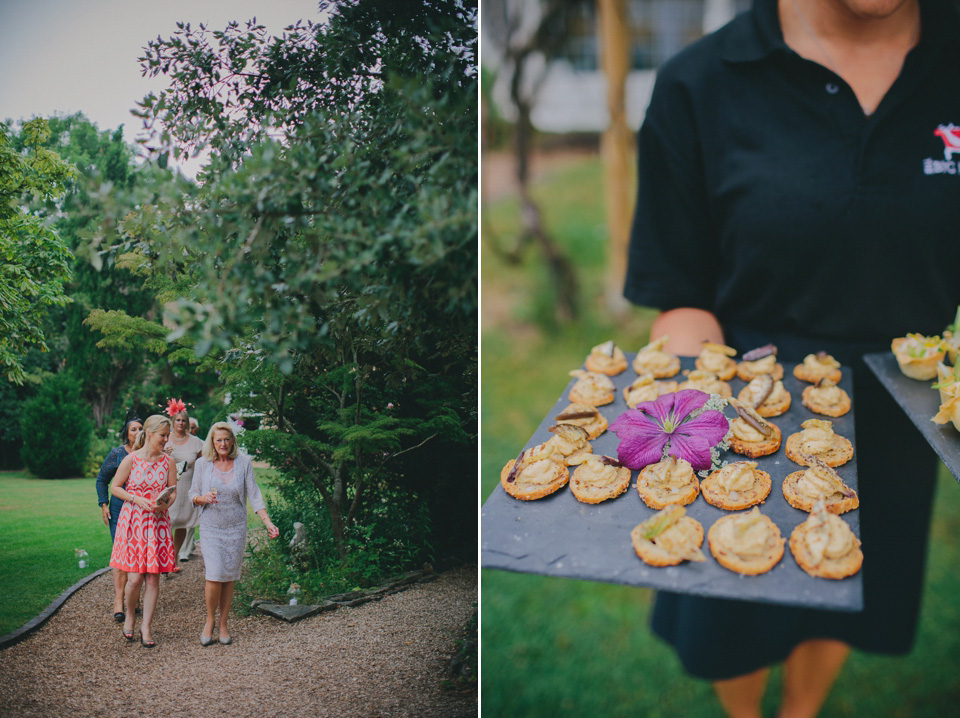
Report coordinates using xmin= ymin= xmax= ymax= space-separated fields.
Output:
xmin=625 ymin=0 xmax=960 ymax=344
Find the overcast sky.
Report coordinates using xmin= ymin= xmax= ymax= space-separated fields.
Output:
xmin=0 ymin=0 xmax=324 ymax=173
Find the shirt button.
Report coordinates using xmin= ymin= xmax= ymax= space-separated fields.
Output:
xmin=825 ymin=83 xmax=839 ymax=94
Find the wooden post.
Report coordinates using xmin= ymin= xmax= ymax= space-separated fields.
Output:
xmin=597 ymin=0 xmax=634 ymax=316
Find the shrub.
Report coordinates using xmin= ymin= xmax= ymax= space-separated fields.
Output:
xmin=444 ymin=606 xmax=478 ymax=692
xmin=0 ymin=379 xmax=25 ymax=469
xmin=20 ymin=372 xmax=92 ymax=478
xmin=236 ymin=476 xmax=434 ymax=608
xmin=84 ymin=433 xmax=119 ymax=479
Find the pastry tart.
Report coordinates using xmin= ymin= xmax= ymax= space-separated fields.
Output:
xmin=933 ymin=361 xmax=960 ymax=432
xmin=708 ymin=507 xmax=785 ymax=575
xmin=541 ymin=424 xmax=593 ymax=465
xmin=935 ymin=360 xmax=960 ymax=404
xmin=946 ymin=334 xmax=960 ymax=366
xmin=737 ymin=374 xmax=791 ymax=417
xmin=584 ymin=340 xmax=628 ymax=376
xmin=789 ymin=500 xmax=863 ymax=579
xmin=500 ymin=445 xmax=569 ymax=500
xmin=632 ymin=336 xmax=681 ymax=378
xmin=933 ymin=396 xmax=960 ymax=432
xmin=785 ymin=419 xmax=853 ymax=467
xmin=782 ymin=455 xmax=859 ymax=514
xmin=636 ymin=456 xmax=700 ymax=509
xmin=570 ymin=455 xmax=632 ymax=504
xmin=891 ymin=334 xmax=945 ymax=380
xmin=701 ymin=461 xmax=772 ymax=511
xmin=568 ymin=369 xmax=615 ymax=406
xmin=631 ymin=505 xmax=706 ymax=567
xmin=801 ymin=378 xmax=851 ymax=417
xmin=678 ymin=369 xmax=732 ymax=398
xmin=793 ymin=351 xmax=842 ymax=384
xmin=694 ymin=341 xmax=737 ymax=381
xmin=726 ymin=399 xmax=781 ymax=458
xmin=735 ymin=344 xmax=784 ymax=382
xmin=554 ymin=403 xmax=608 ymax=440
xmin=623 ymin=374 xmax=679 ymax=409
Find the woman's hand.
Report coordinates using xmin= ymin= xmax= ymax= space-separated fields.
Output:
xmin=133 ymin=495 xmax=156 ymax=512
xmin=101 ymin=504 xmax=110 ymax=526
xmin=154 ymin=491 xmax=174 ymax=514
xmin=195 ymin=491 xmax=218 ymax=506
xmin=650 ymin=308 xmax=725 ymax=357
xmin=264 ymin=520 xmax=279 ymax=539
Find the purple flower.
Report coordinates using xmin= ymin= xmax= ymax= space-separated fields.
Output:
xmin=610 ymin=389 xmax=729 ymax=471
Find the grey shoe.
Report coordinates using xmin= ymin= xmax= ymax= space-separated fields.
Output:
xmin=200 ymin=634 xmax=214 ymax=646
xmin=219 ymin=636 xmax=232 ymax=645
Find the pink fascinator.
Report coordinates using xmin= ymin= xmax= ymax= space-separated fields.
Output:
xmin=165 ymin=398 xmax=187 ymax=417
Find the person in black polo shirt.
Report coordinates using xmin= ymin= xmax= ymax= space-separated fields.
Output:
xmin=625 ymin=0 xmax=960 ymax=716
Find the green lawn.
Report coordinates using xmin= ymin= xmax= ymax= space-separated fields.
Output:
xmin=480 ymin=152 xmax=960 ymax=716
xmin=0 ymin=467 xmax=277 ymax=637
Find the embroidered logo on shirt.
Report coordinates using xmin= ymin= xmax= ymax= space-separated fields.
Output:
xmin=925 ymin=124 xmax=960 ymax=175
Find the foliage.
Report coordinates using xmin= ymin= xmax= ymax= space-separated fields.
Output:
xmin=35 ymin=115 xmax=153 ymax=428
xmin=84 ymin=432 xmax=119 ymax=480
xmin=19 ymin=372 xmax=92 ymax=478
xmin=0 ymin=118 xmax=77 ymax=384
xmin=236 ymin=475 xmax=434 ymax=606
xmin=443 ymin=605 xmax=478 ymax=692
xmin=135 ymin=0 xmax=477 ymax=167
xmin=0 ymin=379 xmax=27 ymax=469
xmin=9 ymin=114 xmax=222 ymax=432
xmin=81 ymin=0 xmax=478 ymax=566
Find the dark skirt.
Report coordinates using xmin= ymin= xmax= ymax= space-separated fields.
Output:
xmin=651 ymin=327 xmax=938 ymax=681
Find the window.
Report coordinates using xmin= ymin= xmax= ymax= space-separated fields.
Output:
xmin=562 ymin=0 xmax=751 ymax=72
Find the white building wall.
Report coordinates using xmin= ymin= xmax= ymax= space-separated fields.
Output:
xmin=528 ymin=62 xmax=656 ymax=134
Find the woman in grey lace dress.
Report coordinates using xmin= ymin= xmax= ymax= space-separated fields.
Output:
xmin=190 ymin=422 xmax=278 ymax=645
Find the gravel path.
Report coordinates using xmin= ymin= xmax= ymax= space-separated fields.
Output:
xmin=0 ymin=555 xmax=477 ymax=717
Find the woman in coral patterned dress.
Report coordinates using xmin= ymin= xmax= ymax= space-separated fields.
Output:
xmin=109 ymin=414 xmax=177 ymax=648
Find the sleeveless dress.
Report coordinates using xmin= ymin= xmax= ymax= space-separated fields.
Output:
xmin=167 ymin=434 xmax=204 ymax=530
xmin=109 ymin=454 xmax=176 ymax=574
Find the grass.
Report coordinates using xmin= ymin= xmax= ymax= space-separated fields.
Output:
xmin=480 ymin=151 xmax=960 ymax=716
xmin=481 ymin=469 xmax=960 ymax=717
xmin=0 ymin=467 xmax=277 ymax=638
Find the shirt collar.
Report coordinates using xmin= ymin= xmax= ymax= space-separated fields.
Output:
xmin=720 ymin=0 xmax=784 ymax=63
xmin=721 ymin=0 xmax=960 ymax=65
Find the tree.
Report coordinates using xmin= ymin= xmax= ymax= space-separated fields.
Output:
xmin=596 ymin=0 xmax=634 ymax=316
xmin=481 ymin=0 xmax=585 ymax=321
xmin=10 ymin=114 xmax=164 ymax=429
xmin=0 ymin=118 xmax=77 ymax=384
xmin=85 ymin=0 xmax=478 ymax=564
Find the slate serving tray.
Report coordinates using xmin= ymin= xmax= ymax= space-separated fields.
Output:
xmin=481 ymin=355 xmax=863 ymax=612
xmin=864 ymin=351 xmax=960 ymax=482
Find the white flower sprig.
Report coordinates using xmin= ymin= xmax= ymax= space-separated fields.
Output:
xmin=692 ymin=394 xmax=732 ymax=477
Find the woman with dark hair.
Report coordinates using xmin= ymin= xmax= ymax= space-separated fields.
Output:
xmin=95 ymin=411 xmax=142 ymax=622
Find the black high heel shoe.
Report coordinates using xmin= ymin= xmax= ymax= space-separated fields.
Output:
xmin=114 ymin=611 xmax=125 ymax=623
xmin=122 ymin=627 xmax=134 ymax=642
xmin=139 ymin=631 xmax=156 ymax=648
